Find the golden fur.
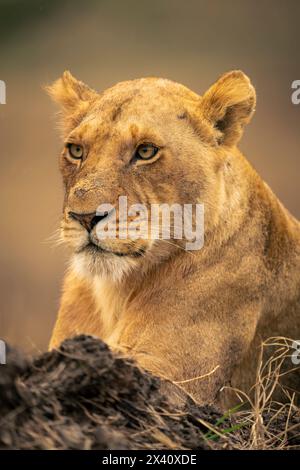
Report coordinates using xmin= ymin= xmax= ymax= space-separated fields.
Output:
xmin=47 ymin=70 xmax=300 ymax=407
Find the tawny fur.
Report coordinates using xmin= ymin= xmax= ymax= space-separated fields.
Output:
xmin=47 ymin=70 xmax=300 ymax=407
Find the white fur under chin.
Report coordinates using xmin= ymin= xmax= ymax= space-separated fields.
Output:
xmin=71 ymin=251 xmax=138 ymax=283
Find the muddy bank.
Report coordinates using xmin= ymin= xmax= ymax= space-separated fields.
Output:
xmin=0 ymin=335 xmax=299 ymax=450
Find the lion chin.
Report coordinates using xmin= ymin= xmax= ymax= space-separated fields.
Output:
xmin=71 ymin=246 xmax=140 ymax=283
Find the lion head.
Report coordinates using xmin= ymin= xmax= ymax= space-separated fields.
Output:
xmin=47 ymin=70 xmax=255 ymax=280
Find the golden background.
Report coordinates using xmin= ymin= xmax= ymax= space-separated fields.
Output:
xmin=0 ymin=0 xmax=299 ymax=352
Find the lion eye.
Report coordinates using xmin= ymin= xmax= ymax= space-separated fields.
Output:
xmin=67 ymin=143 xmax=84 ymax=160
xmin=135 ymin=144 xmax=158 ymax=160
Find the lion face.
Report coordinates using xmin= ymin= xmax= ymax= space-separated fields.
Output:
xmin=48 ymin=71 xmax=255 ymax=280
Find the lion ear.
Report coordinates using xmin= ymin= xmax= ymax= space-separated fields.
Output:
xmin=46 ymin=71 xmax=98 ymax=116
xmin=200 ymin=70 xmax=256 ymax=147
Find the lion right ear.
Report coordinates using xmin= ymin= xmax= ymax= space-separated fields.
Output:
xmin=199 ymin=70 xmax=256 ymax=147
xmin=46 ymin=71 xmax=98 ymax=130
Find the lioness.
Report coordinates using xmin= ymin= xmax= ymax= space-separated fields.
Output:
xmin=47 ymin=70 xmax=300 ymax=407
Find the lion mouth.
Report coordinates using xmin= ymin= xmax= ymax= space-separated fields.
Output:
xmin=78 ymin=242 xmax=145 ymax=258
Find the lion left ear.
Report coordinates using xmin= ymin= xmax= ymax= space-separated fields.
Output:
xmin=45 ymin=71 xmax=99 ymax=134
xmin=200 ymin=70 xmax=256 ymax=147
xmin=46 ymin=71 xmax=98 ymax=113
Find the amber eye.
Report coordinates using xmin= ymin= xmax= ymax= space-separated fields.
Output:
xmin=135 ymin=144 xmax=158 ymax=160
xmin=67 ymin=143 xmax=84 ymax=160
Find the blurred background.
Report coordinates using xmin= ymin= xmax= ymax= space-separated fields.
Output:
xmin=0 ymin=0 xmax=299 ymax=352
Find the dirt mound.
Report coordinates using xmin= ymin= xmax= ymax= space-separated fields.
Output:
xmin=0 ymin=335 xmax=299 ymax=450
xmin=0 ymin=336 xmax=222 ymax=449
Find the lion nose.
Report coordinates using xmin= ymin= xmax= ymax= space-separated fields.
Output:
xmin=68 ymin=211 xmax=109 ymax=233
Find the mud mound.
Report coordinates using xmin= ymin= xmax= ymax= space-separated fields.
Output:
xmin=0 ymin=336 xmax=222 ymax=450
xmin=0 ymin=335 xmax=299 ymax=450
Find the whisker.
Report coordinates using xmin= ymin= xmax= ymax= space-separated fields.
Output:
xmin=42 ymin=229 xmax=64 ymax=247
